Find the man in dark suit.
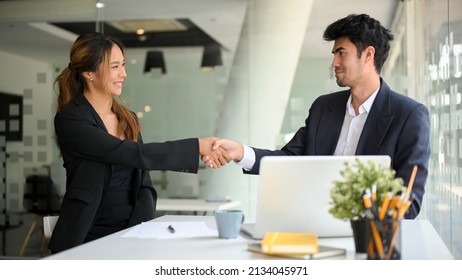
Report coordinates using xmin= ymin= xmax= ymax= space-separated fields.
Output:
xmin=203 ymin=14 xmax=430 ymax=219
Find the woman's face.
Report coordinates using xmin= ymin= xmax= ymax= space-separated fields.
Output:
xmin=94 ymin=44 xmax=127 ymax=97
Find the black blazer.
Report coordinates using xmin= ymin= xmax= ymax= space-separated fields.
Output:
xmin=49 ymin=94 xmax=200 ymax=253
xmin=246 ymin=79 xmax=430 ymax=219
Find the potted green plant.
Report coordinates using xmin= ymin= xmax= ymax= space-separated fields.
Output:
xmin=328 ymin=159 xmax=406 ymax=252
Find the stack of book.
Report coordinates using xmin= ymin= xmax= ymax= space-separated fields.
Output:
xmin=248 ymin=232 xmax=346 ymax=260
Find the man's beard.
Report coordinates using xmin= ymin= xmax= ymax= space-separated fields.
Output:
xmin=336 ymin=78 xmax=348 ymax=87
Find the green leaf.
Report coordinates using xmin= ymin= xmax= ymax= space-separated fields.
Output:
xmin=328 ymin=159 xmax=406 ymax=221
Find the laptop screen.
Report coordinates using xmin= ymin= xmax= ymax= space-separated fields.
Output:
xmin=243 ymin=155 xmax=391 ymax=239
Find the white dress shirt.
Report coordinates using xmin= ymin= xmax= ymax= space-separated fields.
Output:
xmin=236 ymin=88 xmax=380 ymax=170
xmin=333 ymin=89 xmax=378 ymax=155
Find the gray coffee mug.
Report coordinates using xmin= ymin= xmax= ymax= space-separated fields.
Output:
xmin=214 ymin=209 xmax=245 ymax=239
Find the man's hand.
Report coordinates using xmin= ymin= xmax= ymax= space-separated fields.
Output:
xmin=201 ymin=138 xmax=244 ymax=168
xmin=199 ymin=137 xmax=232 ymax=168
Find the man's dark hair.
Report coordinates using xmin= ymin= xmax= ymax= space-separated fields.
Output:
xmin=323 ymin=14 xmax=394 ymax=73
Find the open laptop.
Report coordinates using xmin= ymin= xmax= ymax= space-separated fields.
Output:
xmin=241 ymin=155 xmax=391 ymax=239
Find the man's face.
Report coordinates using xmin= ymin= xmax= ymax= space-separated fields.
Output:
xmin=330 ymin=37 xmax=366 ymax=88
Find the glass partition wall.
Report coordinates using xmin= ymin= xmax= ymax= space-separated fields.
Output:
xmin=382 ymin=0 xmax=462 ymax=259
xmin=423 ymin=0 xmax=462 ymax=259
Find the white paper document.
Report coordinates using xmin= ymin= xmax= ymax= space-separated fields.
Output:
xmin=121 ymin=221 xmax=218 ymax=239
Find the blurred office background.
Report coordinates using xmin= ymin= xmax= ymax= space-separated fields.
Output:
xmin=0 ymin=0 xmax=460 ymax=259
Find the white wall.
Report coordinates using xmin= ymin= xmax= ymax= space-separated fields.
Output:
xmin=0 ymin=50 xmax=55 ymax=219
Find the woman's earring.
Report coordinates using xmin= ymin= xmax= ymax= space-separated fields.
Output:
xmin=90 ymin=77 xmax=93 ymax=82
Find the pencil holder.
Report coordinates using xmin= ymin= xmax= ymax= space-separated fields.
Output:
xmin=358 ymin=165 xmax=416 ymax=260
xmin=366 ymin=217 xmax=401 ymax=260
xmin=350 ymin=220 xmax=370 ymax=253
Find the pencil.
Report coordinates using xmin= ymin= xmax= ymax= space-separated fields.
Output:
xmin=405 ymin=165 xmax=418 ymax=201
xmin=364 ymin=189 xmax=379 ymax=217
xmin=369 ymin=221 xmax=385 ymax=259
xmin=372 ymin=184 xmax=377 ymax=201
xmin=388 ymin=191 xmax=402 ymax=211
xmin=379 ymin=191 xmax=392 ymax=220
xmin=385 ymin=219 xmax=401 ymax=260
xmin=363 ymin=194 xmax=384 ymax=259
xmin=397 ymin=200 xmax=411 ymax=219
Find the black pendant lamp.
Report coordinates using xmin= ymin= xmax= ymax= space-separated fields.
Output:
xmin=144 ymin=51 xmax=167 ymax=74
xmin=201 ymin=44 xmax=223 ymax=72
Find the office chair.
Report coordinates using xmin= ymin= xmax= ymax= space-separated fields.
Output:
xmin=19 ymin=174 xmax=61 ymax=256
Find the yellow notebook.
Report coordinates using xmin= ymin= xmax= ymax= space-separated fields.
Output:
xmin=261 ymin=232 xmax=319 ymax=254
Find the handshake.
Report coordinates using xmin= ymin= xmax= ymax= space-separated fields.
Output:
xmin=199 ymin=137 xmax=243 ymax=169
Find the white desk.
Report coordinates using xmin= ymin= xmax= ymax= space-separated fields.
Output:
xmin=43 ymin=215 xmax=453 ymax=260
xmin=156 ymin=199 xmax=241 ymax=214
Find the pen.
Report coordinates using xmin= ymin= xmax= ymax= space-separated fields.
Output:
xmin=167 ymin=225 xmax=175 ymax=234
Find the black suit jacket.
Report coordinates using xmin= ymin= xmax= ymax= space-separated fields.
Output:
xmin=246 ymin=79 xmax=430 ymax=219
xmin=49 ymin=94 xmax=200 ymax=253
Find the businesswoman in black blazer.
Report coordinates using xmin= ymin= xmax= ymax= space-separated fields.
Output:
xmin=49 ymin=32 xmax=228 ymax=253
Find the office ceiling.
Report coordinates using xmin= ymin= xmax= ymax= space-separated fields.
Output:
xmin=51 ymin=18 xmax=224 ymax=49
xmin=0 ymin=0 xmax=398 ymax=65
